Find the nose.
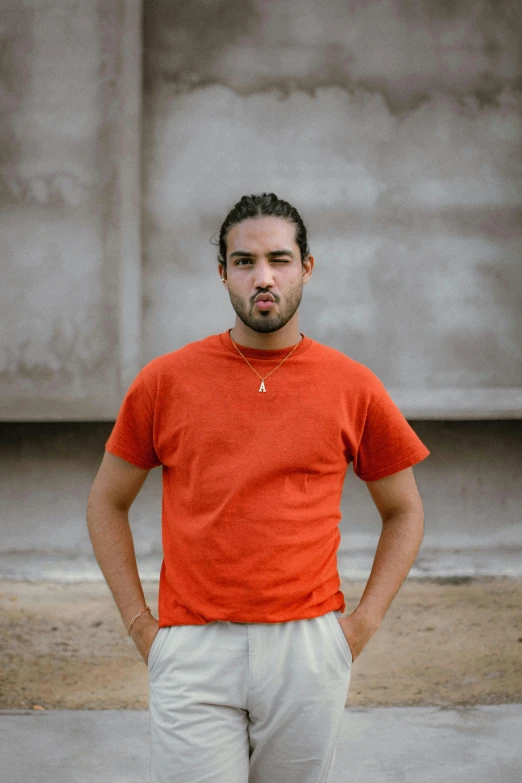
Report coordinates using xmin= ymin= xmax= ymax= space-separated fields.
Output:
xmin=253 ymin=259 xmax=275 ymax=290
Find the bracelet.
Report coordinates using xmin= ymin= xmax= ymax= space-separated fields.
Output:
xmin=127 ymin=605 xmax=151 ymax=635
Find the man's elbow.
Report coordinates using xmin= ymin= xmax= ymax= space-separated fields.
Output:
xmin=381 ymin=504 xmax=425 ymax=537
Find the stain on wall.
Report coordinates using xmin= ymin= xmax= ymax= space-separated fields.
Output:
xmin=144 ymin=0 xmax=522 ymax=108
xmin=0 ymin=0 xmax=124 ymax=419
xmin=143 ymin=0 xmax=522 ymax=402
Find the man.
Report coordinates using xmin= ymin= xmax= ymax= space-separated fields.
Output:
xmin=87 ymin=193 xmax=430 ymax=783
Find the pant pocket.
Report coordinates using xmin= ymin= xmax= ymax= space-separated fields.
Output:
xmin=147 ymin=626 xmax=170 ymax=674
xmin=328 ymin=611 xmax=353 ymax=665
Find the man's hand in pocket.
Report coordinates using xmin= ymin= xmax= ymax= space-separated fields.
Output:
xmin=129 ymin=612 xmax=160 ymax=665
xmin=338 ymin=608 xmax=380 ymax=662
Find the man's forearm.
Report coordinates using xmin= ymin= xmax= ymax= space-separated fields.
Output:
xmin=356 ymin=509 xmax=424 ymax=628
xmin=338 ymin=509 xmax=424 ymax=660
xmin=86 ymin=500 xmax=148 ymax=630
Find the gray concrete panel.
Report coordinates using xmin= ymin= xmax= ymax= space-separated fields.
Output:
xmin=142 ymin=0 xmax=522 ymax=417
xmin=0 ymin=1 xmax=142 ymax=420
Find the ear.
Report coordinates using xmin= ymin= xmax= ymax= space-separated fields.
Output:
xmin=302 ymin=255 xmax=314 ymax=284
xmin=218 ymin=263 xmax=227 ymax=284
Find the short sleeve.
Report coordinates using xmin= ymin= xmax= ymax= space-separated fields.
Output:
xmin=105 ymin=370 xmax=162 ymax=470
xmin=353 ymin=378 xmax=430 ymax=482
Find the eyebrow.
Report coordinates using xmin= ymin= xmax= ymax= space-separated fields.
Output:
xmin=229 ymin=249 xmax=295 ymax=259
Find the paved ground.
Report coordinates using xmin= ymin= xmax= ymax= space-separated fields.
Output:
xmin=1 ymin=705 xmax=521 ymax=783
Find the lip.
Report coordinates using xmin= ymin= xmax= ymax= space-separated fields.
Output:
xmin=255 ymin=300 xmax=275 ymax=311
xmin=254 ymin=293 xmax=276 ymax=303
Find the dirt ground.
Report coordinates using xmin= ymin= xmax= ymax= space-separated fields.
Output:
xmin=1 ymin=577 xmax=521 ymax=710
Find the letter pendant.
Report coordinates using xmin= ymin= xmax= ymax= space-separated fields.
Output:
xmin=258 ymin=379 xmax=267 ymax=392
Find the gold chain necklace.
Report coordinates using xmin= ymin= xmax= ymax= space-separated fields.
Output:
xmin=229 ymin=331 xmax=302 ymax=392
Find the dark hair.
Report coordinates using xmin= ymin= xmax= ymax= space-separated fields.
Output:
xmin=216 ymin=193 xmax=310 ymax=268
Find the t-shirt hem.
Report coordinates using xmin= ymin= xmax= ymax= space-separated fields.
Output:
xmin=105 ymin=444 xmax=160 ymax=471
xmin=356 ymin=446 xmax=430 ymax=482
xmin=158 ymin=600 xmax=346 ymax=626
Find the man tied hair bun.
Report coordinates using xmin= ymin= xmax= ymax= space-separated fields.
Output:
xmin=217 ymin=193 xmax=310 ymax=268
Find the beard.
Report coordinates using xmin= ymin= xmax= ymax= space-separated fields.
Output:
xmin=228 ymin=283 xmax=303 ymax=334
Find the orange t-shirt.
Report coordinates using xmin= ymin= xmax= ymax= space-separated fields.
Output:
xmin=105 ymin=330 xmax=430 ymax=626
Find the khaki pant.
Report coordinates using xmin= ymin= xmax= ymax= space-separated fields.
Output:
xmin=148 ymin=610 xmax=352 ymax=783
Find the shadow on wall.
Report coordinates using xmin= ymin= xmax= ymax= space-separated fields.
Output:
xmin=1 ymin=420 xmax=521 ymax=556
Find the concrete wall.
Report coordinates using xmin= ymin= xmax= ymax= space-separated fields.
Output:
xmin=2 ymin=0 xmax=521 ymax=420
xmin=1 ymin=421 xmax=521 ymax=560
xmin=0 ymin=0 xmax=142 ymax=420
xmin=1 ymin=1 xmax=521 ymax=564
xmin=143 ymin=0 xmax=522 ymax=418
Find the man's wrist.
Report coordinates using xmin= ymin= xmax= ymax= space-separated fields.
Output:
xmin=126 ymin=605 xmax=151 ymax=635
xmin=352 ymin=602 xmax=383 ymax=633
xmin=128 ymin=608 xmax=156 ymax=640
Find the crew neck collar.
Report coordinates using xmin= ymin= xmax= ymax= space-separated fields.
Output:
xmin=220 ymin=329 xmax=312 ymax=360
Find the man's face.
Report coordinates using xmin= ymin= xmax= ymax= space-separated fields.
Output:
xmin=219 ymin=216 xmax=313 ymax=334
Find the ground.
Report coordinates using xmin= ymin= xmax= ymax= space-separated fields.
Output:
xmin=1 ymin=577 xmax=521 ymax=710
